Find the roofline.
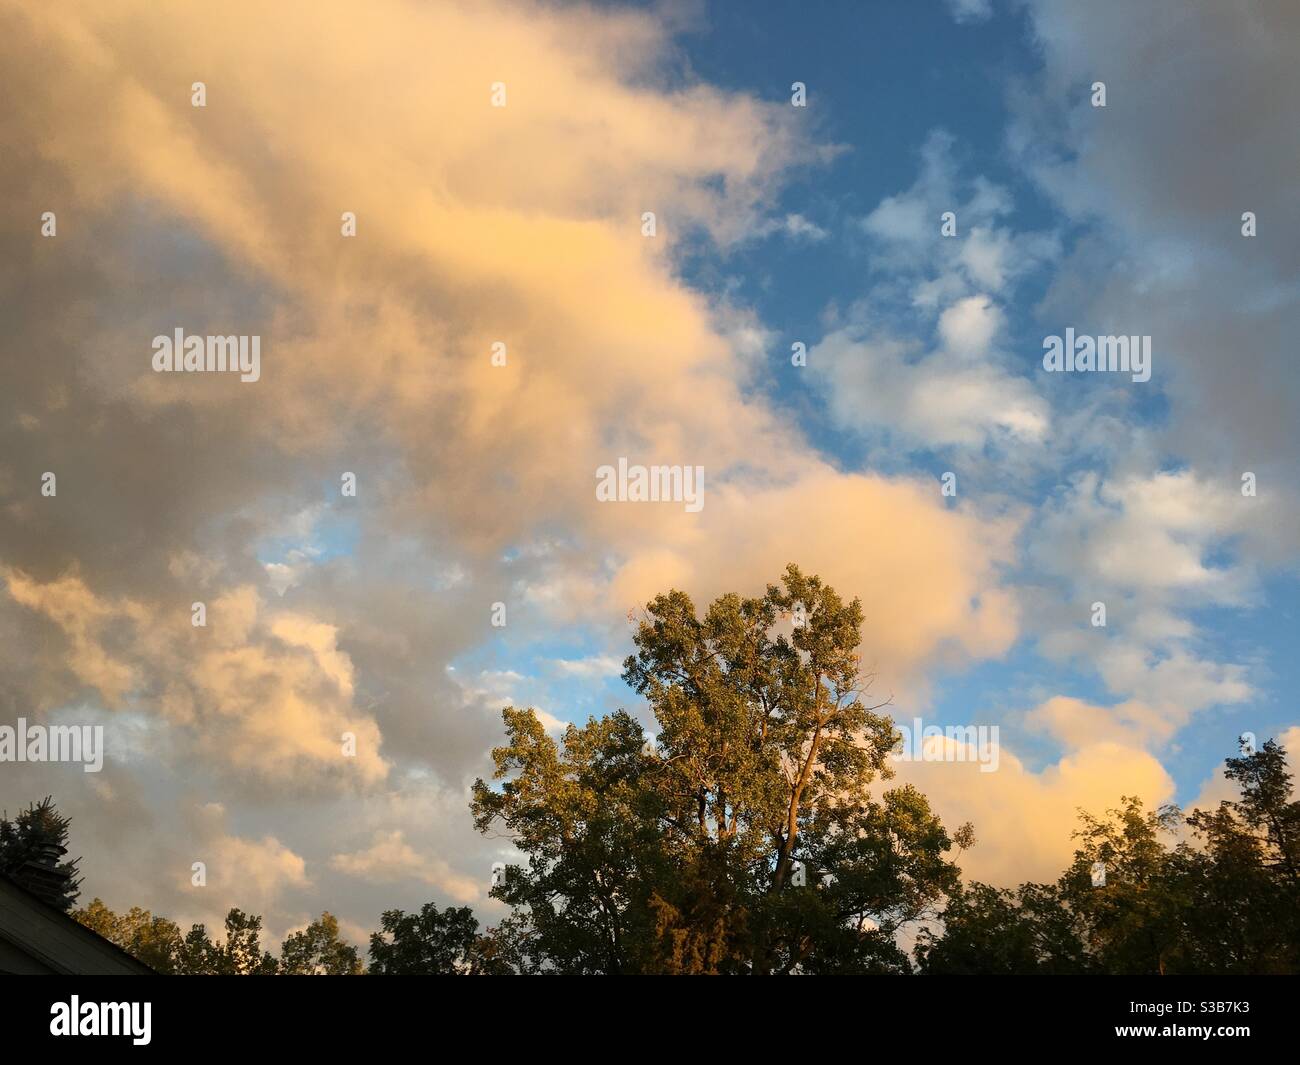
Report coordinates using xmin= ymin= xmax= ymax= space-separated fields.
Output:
xmin=0 ymin=873 xmax=158 ymax=974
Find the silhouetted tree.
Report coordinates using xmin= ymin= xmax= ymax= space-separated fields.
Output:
xmin=0 ymin=796 xmax=82 ymax=910
xmin=368 ymin=903 xmax=518 ymax=974
xmin=923 ymin=739 xmax=1300 ymax=975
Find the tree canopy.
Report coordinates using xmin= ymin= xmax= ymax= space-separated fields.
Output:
xmin=918 ymin=740 xmax=1300 ymax=975
xmin=470 ymin=565 xmax=970 ymax=973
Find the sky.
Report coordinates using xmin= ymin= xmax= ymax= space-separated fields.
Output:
xmin=1 ymin=0 xmax=1297 ymax=948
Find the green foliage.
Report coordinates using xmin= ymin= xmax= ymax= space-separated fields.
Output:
xmin=279 ymin=912 xmax=363 ymax=975
xmin=133 ymin=908 xmax=281 ymax=975
xmin=922 ymin=740 xmax=1300 ymax=974
xmin=70 ymin=732 xmax=1298 ymax=975
xmin=74 ymin=901 xmax=364 ymax=975
xmin=1178 ymin=739 xmax=1300 ymax=972
xmin=470 ymin=565 xmax=969 ymax=973
xmin=916 ymin=882 xmax=1092 ymax=974
xmin=74 ymin=898 xmax=185 ymax=973
xmin=368 ymin=903 xmax=517 ymax=974
xmin=1057 ymin=797 xmax=1187 ymax=973
xmin=202 ymin=909 xmax=280 ymax=974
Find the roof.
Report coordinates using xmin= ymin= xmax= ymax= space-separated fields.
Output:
xmin=0 ymin=875 xmax=155 ymax=974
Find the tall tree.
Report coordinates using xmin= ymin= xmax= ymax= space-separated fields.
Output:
xmin=472 ymin=565 xmax=970 ymax=973
xmin=1180 ymin=739 xmax=1300 ymax=972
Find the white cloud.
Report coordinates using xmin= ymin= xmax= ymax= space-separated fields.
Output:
xmin=1031 ymin=471 xmax=1257 ymax=603
xmin=811 ymin=324 xmax=1049 ymax=449
xmin=946 ymin=0 xmax=994 ymax=24
xmin=551 ymin=654 xmax=624 ymax=678
xmin=782 ymin=213 xmax=829 ymax=241
xmin=938 ymin=295 xmax=1002 ymax=357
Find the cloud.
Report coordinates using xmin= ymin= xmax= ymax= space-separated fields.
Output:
xmin=2 ymin=0 xmax=989 ymax=937
xmin=810 ymin=323 xmax=1049 ymax=450
xmin=551 ymin=655 xmax=625 ymax=679
xmin=2 ymin=567 xmax=144 ymax=706
xmin=1021 ymin=470 xmax=1260 ymax=735
xmin=1014 ymin=0 xmax=1300 ymax=521
xmin=858 ymin=130 xmax=1054 ymax=305
xmin=946 ymin=0 xmax=994 ymax=24
xmin=330 ymin=830 xmax=481 ymax=904
xmin=1024 ymin=695 xmax=1174 ymax=750
xmin=897 ymin=739 xmax=1175 ymax=885
xmin=1030 ymin=471 xmax=1259 ymax=604
xmin=782 ymin=214 xmax=829 ymax=241
xmin=828 ymin=134 xmax=1058 ymax=456
xmin=599 ymin=469 xmax=1021 ymax=684
xmin=938 ymin=295 xmax=1002 ymax=357
xmin=192 ymin=802 xmax=310 ymax=897
xmin=1 ymin=569 xmax=389 ymax=789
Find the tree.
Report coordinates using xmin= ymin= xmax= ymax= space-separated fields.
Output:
xmin=74 ymin=898 xmax=185 ymax=973
xmin=279 ymin=912 xmax=363 ymax=974
xmin=368 ymin=903 xmax=516 ymax=974
xmin=163 ymin=909 xmax=280 ymax=975
xmin=916 ymin=881 xmax=1092 ymax=975
xmin=471 ymin=565 xmax=970 ymax=973
xmin=0 ymin=796 xmax=83 ymax=910
xmin=1055 ymin=796 xmax=1188 ymax=974
xmin=1191 ymin=739 xmax=1300 ymax=885
xmin=1180 ymin=739 xmax=1300 ymax=973
xmin=921 ymin=739 xmax=1300 ymax=975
